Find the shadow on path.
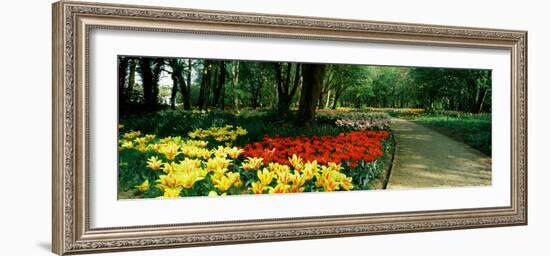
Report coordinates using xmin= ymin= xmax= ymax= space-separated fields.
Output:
xmin=387 ymin=118 xmax=491 ymax=189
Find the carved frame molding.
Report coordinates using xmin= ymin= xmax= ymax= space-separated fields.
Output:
xmin=52 ymin=1 xmax=527 ymax=255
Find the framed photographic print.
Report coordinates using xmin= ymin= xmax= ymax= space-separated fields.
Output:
xmin=52 ymin=1 xmax=527 ymax=255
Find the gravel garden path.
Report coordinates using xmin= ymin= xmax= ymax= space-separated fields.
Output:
xmin=386 ymin=118 xmax=492 ymax=189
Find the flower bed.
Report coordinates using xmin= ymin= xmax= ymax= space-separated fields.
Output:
xmin=316 ymin=111 xmax=391 ymax=130
xmin=118 ymin=115 xmax=394 ymax=199
xmin=242 ymin=130 xmax=389 ymax=168
xmin=118 ymin=126 xmax=389 ymax=199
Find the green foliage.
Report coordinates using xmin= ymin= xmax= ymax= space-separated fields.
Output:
xmin=119 ymin=55 xmax=492 ymax=116
xmin=118 ymin=149 xmax=157 ymax=193
xmin=407 ymin=68 xmax=492 ymax=112
xmin=338 ymin=66 xmax=411 ymax=109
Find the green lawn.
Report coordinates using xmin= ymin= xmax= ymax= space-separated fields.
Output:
xmin=412 ymin=113 xmax=491 ymax=156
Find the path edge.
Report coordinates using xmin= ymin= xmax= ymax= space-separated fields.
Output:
xmin=383 ymin=128 xmax=397 ymax=189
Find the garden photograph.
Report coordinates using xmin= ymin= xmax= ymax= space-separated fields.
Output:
xmin=117 ymin=56 xmax=492 ymax=199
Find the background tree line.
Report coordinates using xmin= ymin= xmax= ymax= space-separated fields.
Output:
xmin=118 ymin=56 xmax=492 ymax=125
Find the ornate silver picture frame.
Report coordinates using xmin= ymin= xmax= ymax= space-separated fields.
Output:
xmin=52 ymin=1 xmax=527 ymax=255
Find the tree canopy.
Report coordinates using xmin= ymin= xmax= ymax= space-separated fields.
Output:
xmin=118 ymin=56 xmax=492 ymax=124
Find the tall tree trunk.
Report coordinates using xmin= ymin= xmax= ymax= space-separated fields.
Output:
xmin=126 ymin=59 xmax=136 ymax=103
xmin=169 ymin=67 xmax=179 ymax=110
xmin=298 ymin=87 xmax=306 ymax=111
xmin=139 ymin=58 xmax=155 ymax=111
xmin=174 ymin=59 xmax=193 ymax=110
xmin=232 ymin=62 xmax=240 ymax=111
xmin=318 ymin=66 xmax=334 ymax=110
xmin=276 ymin=63 xmax=301 ymax=115
xmin=354 ymin=98 xmax=361 ymax=109
xmin=184 ymin=59 xmax=192 ymax=110
xmin=275 ymin=63 xmax=287 ymax=113
xmin=180 ymin=79 xmax=191 ymax=110
xmin=151 ymin=58 xmax=164 ymax=108
xmin=252 ymin=75 xmax=265 ymax=109
xmin=198 ymin=60 xmax=211 ymax=110
xmin=324 ymin=89 xmax=332 ymax=109
xmin=214 ymin=61 xmax=225 ymax=109
xmin=331 ymin=89 xmax=341 ymax=110
xmin=475 ymin=88 xmax=488 ymax=113
xmin=318 ymin=92 xmax=326 ymax=109
xmin=297 ymin=64 xmax=326 ymax=127
xmin=290 ymin=64 xmax=302 ymax=110
xmin=118 ymin=57 xmax=129 ymax=108
xmin=285 ymin=63 xmax=292 ymax=93
xmin=168 ymin=59 xmax=182 ymax=110
xmin=212 ymin=61 xmax=226 ymax=109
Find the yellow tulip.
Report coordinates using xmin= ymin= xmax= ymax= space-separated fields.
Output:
xmin=290 ymin=173 xmax=306 ymax=188
xmin=178 ymin=171 xmax=205 ymax=189
xmin=211 ymin=168 xmax=227 ymax=180
xmin=250 ymin=182 xmax=266 ymax=194
xmin=288 ymin=154 xmax=304 ymax=172
xmin=327 ymin=162 xmax=343 ymax=172
xmin=199 ymin=149 xmax=212 ymax=159
xmin=156 ymin=173 xmax=179 ymax=190
xmin=137 ymin=145 xmax=148 ymax=153
xmin=302 ymin=160 xmax=319 ymax=180
xmin=195 ymin=167 xmax=209 ymax=179
xmin=178 ymin=158 xmax=202 ymax=170
xmin=206 ymin=157 xmax=232 ymax=172
xmin=340 ymin=176 xmax=354 ymax=191
xmin=123 ymin=130 xmax=141 ymax=140
xmin=288 ymin=185 xmax=305 ymax=193
xmin=213 ymin=176 xmax=233 ymax=192
xmin=314 ymin=169 xmax=342 ymax=192
xmin=181 ymin=145 xmax=211 ymax=159
xmin=267 ymin=162 xmax=282 ymax=172
xmin=119 ymin=140 xmax=133 ymax=150
xmin=236 ymin=126 xmax=247 ymax=136
xmin=161 ymin=162 xmax=177 ymax=174
xmin=134 ymin=137 xmax=147 ymax=146
xmin=227 ymin=147 xmax=244 ymax=159
xmin=226 ymin=172 xmax=242 ymax=187
xmin=144 ymin=134 xmax=156 ymax=142
xmin=135 ymin=180 xmax=150 ymax=192
xmin=160 ymin=142 xmax=179 ymax=161
xmin=241 ymin=157 xmax=264 ymax=171
xmin=163 ymin=187 xmax=182 ymax=198
xmin=192 ymin=140 xmax=208 ymax=148
xmin=268 ymin=183 xmax=290 ymax=194
xmin=146 ymin=156 xmax=163 ymax=171
xmin=188 ymin=125 xmax=248 ymax=143
xmin=276 ymin=170 xmax=292 ymax=184
xmin=148 ymin=143 xmax=161 ymax=153
xmin=257 ymin=168 xmax=275 ymax=186
xmin=322 ymin=179 xmax=339 ymax=192
xmin=213 ymin=146 xmax=228 ymax=158
xmin=269 ymin=163 xmax=290 ymax=174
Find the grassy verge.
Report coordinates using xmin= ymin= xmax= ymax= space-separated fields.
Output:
xmin=411 ymin=113 xmax=491 ymax=156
